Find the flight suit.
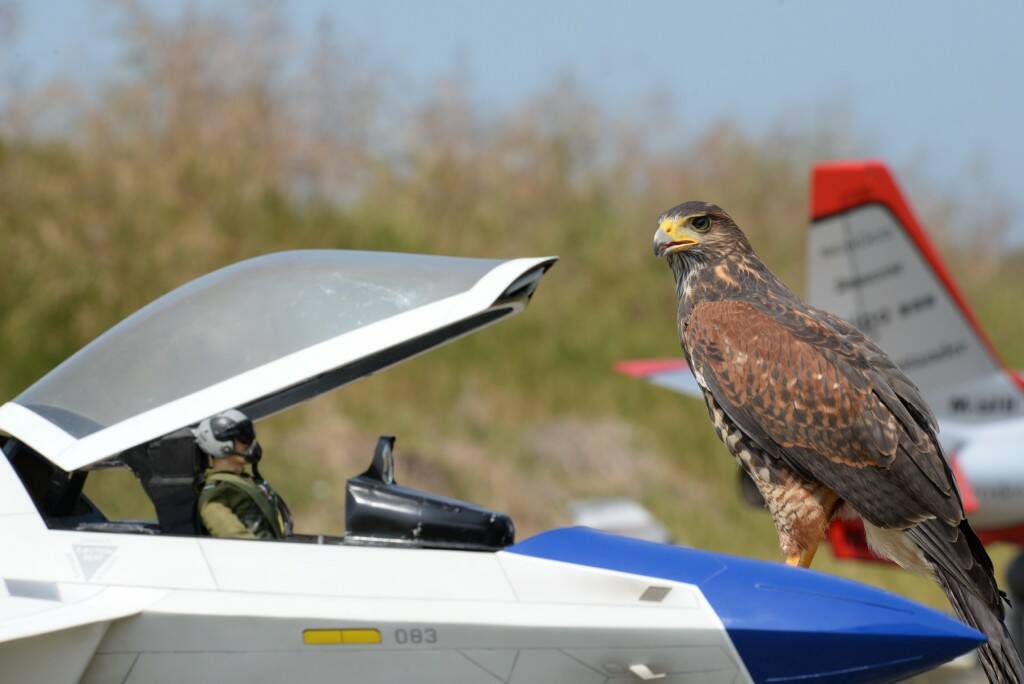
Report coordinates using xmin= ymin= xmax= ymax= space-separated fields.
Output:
xmin=198 ymin=471 xmax=287 ymax=540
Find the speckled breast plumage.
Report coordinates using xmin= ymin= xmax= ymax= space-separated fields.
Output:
xmin=702 ymin=387 xmax=838 ymax=558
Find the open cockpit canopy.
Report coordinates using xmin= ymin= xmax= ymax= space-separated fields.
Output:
xmin=0 ymin=250 xmax=555 ymax=471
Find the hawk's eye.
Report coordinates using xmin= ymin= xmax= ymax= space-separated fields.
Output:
xmin=691 ymin=215 xmax=711 ymax=232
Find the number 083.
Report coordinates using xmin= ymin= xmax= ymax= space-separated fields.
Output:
xmin=393 ymin=628 xmax=438 ymax=644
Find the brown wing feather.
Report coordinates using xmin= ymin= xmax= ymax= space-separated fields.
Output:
xmin=684 ymin=299 xmax=961 ymax=529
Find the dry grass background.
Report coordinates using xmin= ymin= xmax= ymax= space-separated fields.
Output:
xmin=2 ymin=2 xmax=1022 ymax=624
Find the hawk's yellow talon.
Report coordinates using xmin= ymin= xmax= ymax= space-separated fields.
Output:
xmin=799 ymin=545 xmax=818 ymax=568
xmin=785 ymin=546 xmax=818 ymax=569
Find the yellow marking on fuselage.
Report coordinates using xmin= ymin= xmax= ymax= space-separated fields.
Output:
xmin=343 ymin=629 xmax=383 ymax=644
xmin=303 ymin=628 xmax=382 ymax=645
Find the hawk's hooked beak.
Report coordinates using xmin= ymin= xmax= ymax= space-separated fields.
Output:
xmin=653 ymin=217 xmax=700 ymax=257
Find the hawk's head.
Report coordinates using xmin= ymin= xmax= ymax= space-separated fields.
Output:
xmin=652 ymin=201 xmax=750 ymax=260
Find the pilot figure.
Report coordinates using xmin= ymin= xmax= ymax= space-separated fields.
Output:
xmin=194 ymin=409 xmax=292 ymax=540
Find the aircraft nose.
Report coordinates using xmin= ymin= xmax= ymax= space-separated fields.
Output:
xmin=508 ymin=528 xmax=984 ymax=684
xmin=702 ymin=554 xmax=984 ymax=683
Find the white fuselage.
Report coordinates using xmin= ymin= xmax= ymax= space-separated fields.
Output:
xmin=0 ymin=457 xmax=749 ymax=684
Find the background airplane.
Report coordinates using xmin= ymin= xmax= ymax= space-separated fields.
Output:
xmin=618 ymin=160 xmax=1024 ymax=565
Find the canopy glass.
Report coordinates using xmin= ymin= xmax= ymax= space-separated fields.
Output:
xmin=17 ymin=251 xmax=505 ymax=438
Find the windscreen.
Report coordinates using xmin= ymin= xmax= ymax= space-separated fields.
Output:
xmin=17 ymin=251 xmax=503 ymax=437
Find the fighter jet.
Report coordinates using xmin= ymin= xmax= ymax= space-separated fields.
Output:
xmin=1 ymin=249 xmax=984 ymax=683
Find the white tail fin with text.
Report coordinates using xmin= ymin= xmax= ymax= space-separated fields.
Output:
xmin=807 ymin=160 xmax=1024 ymax=424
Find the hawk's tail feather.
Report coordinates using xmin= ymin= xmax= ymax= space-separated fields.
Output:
xmin=911 ymin=518 xmax=1024 ymax=683
xmin=934 ymin=564 xmax=1023 ymax=684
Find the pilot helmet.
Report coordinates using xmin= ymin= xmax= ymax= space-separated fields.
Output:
xmin=194 ymin=409 xmax=262 ymax=464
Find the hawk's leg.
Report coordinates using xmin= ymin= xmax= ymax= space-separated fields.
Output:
xmin=756 ymin=473 xmax=840 ymax=570
xmin=704 ymin=391 xmax=841 ymax=568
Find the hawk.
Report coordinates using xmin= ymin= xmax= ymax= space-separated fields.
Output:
xmin=653 ymin=201 xmax=1023 ymax=683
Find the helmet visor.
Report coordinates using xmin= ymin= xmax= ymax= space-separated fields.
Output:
xmin=212 ymin=418 xmax=255 ymax=445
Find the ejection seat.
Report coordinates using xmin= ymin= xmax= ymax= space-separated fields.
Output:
xmin=2 ymin=430 xmax=206 ymax=536
xmin=118 ymin=428 xmax=208 ymax=535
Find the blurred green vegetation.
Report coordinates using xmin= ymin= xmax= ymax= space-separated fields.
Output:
xmin=1 ymin=3 xmax=1020 ymax=611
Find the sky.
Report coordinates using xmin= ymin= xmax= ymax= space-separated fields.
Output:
xmin=7 ymin=1 xmax=1024 ymax=239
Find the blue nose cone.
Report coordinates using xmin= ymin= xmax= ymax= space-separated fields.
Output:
xmin=509 ymin=528 xmax=984 ymax=684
